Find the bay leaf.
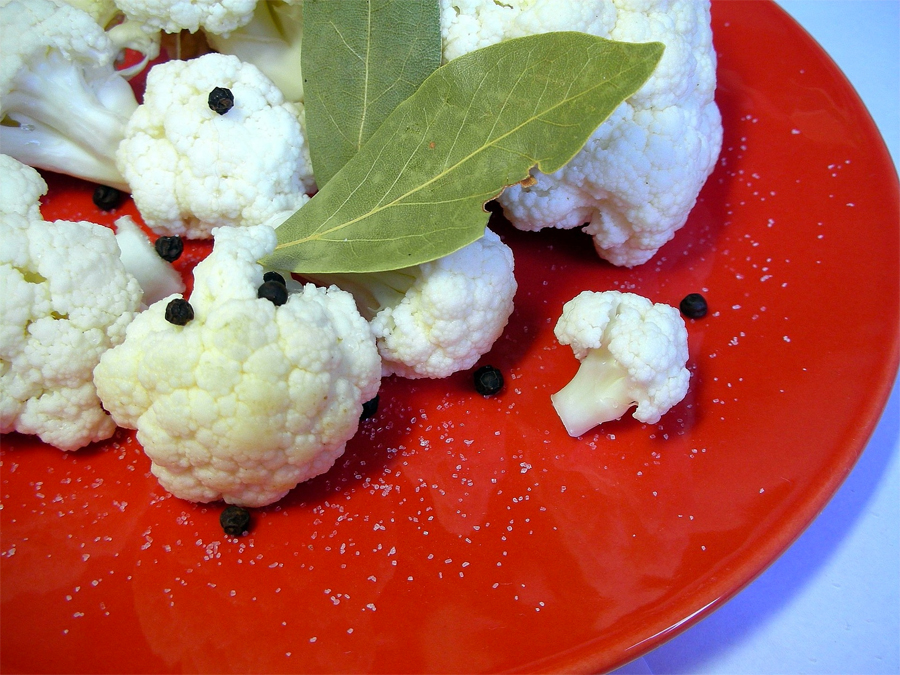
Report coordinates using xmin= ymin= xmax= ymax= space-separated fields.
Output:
xmin=265 ymin=32 xmax=664 ymax=274
xmin=303 ymin=0 xmax=441 ymax=187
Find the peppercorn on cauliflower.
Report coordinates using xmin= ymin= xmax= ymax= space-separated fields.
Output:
xmin=93 ymin=224 xmax=382 ymax=507
xmin=116 ymin=52 xmax=311 ymax=239
xmin=442 ymin=0 xmax=722 ymax=267
xmin=0 ymin=163 xmax=143 ymax=451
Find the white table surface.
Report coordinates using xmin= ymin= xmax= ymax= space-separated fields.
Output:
xmin=612 ymin=2 xmax=900 ymax=674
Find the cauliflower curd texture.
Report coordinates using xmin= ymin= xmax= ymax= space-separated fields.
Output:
xmin=116 ymin=52 xmax=311 ymax=239
xmin=114 ymin=0 xmax=258 ymax=36
xmin=93 ymin=225 xmax=381 ymax=507
xmin=442 ymin=0 xmax=722 ymax=266
xmin=551 ymin=291 xmax=690 ymax=437
xmin=1 ymin=166 xmax=143 ymax=450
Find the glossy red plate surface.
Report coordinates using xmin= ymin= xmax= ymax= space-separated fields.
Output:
xmin=2 ymin=2 xmax=898 ymax=673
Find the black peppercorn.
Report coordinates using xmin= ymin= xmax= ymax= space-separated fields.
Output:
xmin=208 ymin=87 xmax=234 ymax=115
xmin=220 ymin=505 xmax=251 ymax=536
xmin=679 ymin=293 xmax=708 ymax=319
xmin=474 ymin=365 xmax=504 ymax=396
xmin=154 ymin=235 xmax=184 ymax=262
xmin=360 ymin=395 xmax=379 ymax=421
xmin=165 ymin=298 xmax=194 ymax=325
xmin=92 ymin=185 xmax=121 ymax=211
xmin=258 ymin=280 xmax=288 ymax=306
xmin=263 ymin=271 xmax=286 ymax=286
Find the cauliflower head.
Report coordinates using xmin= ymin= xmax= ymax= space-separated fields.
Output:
xmin=93 ymin=225 xmax=382 ymax=507
xmin=370 ymin=228 xmax=516 ymax=379
xmin=551 ymin=290 xmax=689 ymax=436
xmin=0 ymin=0 xmax=139 ymax=190
xmin=442 ymin=0 xmax=722 ymax=267
xmin=302 ymin=227 xmax=517 ymax=380
xmin=0 ymin=214 xmax=143 ymax=451
xmin=0 ymin=154 xmax=47 ymax=221
xmin=116 ymin=52 xmax=311 ymax=239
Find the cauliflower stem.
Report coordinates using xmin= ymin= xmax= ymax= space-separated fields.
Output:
xmin=1 ymin=52 xmax=136 ymax=189
xmin=551 ymin=347 xmax=635 ymax=437
xmin=551 ymin=290 xmax=690 ymax=436
xmin=301 ymin=269 xmax=417 ymax=321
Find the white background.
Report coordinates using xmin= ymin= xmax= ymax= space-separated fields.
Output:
xmin=613 ymin=2 xmax=900 ymax=673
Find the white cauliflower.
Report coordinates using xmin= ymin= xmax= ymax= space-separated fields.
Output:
xmin=302 ymin=227 xmax=516 ymax=379
xmin=114 ymin=0 xmax=257 ymax=36
xmin=551 ymin=290 xmax=689 ymax=437
xmin=0 ymin=154 xmax=47 ymax=221
xmin=441 ymin=0 xmax=617 ymax=62
xmin=0 ymin=0 xmax=139 ymax=190
xmin=58 ymin=0 xmax=161 ymax=78
xmin=442 ymin=0 xmax=722 ymax=267
xmin=116 ymin=52 xmax=311 ymax=239
xmin=93 ymin=225 xmax=382 ymax=507
xmin=0 ymin=211 xmax=143 ymax=451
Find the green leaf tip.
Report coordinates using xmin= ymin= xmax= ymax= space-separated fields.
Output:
xmin=264 ymin=32 xmax=664 ymax=274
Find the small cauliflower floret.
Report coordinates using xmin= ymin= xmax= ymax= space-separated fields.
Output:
xmin=0 ymin=154 xmax=48 ymax=221
xmin=0 ymin=214 xmax=143 ymax=451
xmin=93 ymin=225 xmax=381 ymax=507
xmin=302 ymin=228 xmax=516 ymax=380
xmin=551 ymin=291 xmax=689 ymax=437
xmin=113 ymin=215 xmax=185 ymax=306
xmin=116 ymin=52 xmax=311 ymax=239
xmin=59 ymin=0 xmax=161 ymax=78
xmin=0 ymin=0 xmax=139 ymax=191
xmin=442 ymin=0 xmax=722 ymax=267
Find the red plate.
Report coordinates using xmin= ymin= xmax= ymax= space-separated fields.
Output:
xmin=2 ymin=1 xmax=898 ymax=672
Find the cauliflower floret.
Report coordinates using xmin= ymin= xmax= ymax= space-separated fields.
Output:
xmin=301 ymin=228 xmax=516 ymax=379
xmin=116 ymin=52 xmax=311 ymax=239
xmin=114 ymin=0 xmax=257 ymax=36
xmin=440 ymin=0 xmax=618 ymax=62
xmin=0 ymin=155 xmax=179 ymax=309
xmin=0 ymin=214 xmax=143 ymax=451
xmin=551 ymin=290 xmax=689 ymax=436
xmin=58 ymin=0 xmax=161 ymax=78
xmin=0 ymin=0 xmax=139 ymax=190
xmin=442 ymin=0 xmax=722 ymax=267
xmin=0 ymin=154 xmax=48 ymax=221
xmin=93 ymin=225 xmax=381 ymax=507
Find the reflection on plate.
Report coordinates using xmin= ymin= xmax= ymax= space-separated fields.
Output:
xmin=2 ymin=1 xmax=898 ymax=673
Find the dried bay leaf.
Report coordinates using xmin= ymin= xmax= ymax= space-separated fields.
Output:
xmin=303 ymin=0 xmax=441 ymax=186
xmin=265 ymin=32 xmax=664 ymax=274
